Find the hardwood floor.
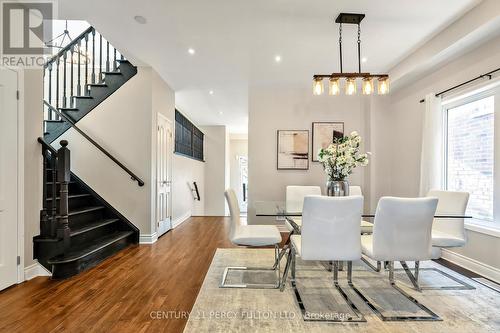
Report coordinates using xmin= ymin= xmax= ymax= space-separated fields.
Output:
xmin=0 ymin=217 xmax=237 ymax=333
xmin=0 ymin=216 xmax=478 ymax=333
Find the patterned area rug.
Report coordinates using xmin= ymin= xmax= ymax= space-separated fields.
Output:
xmin=184 ymin=248 xmax=500 ymax=332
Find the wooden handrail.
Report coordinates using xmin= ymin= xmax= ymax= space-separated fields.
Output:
xmin=43 ymin=101 xmax=145 ymax=187
xmin=38 ymin=137 xmax=57 ymax=154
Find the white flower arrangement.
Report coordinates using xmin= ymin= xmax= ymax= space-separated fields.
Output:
xmin=317 ymin=131 xmax=370 ymax=181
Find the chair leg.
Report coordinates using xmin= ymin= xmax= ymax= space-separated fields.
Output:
xmin=220 ymin=243 xmax=281 ymax=289
xmin=361 ymin=256 xmax=381 ymax=272
xmin=400 ymin=261 xmax=421 ymax=291
xmin=291 ymin=247 xmax=296 ymax=282
xmin=279 ymin=248 xmax=292 ymax=291
xmin=273 ymin=230 xmax=293 ymax=270
xmin=333 ymin=261 xmax=339 ymax=284
xmin=414 ymin=261 xmax=420 ymax=283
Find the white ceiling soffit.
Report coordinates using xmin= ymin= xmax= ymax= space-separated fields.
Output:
xmin=390 ymin=0 xmax=500 ymax=90
xmin=58 ymin=0 xmax=480 ymax=133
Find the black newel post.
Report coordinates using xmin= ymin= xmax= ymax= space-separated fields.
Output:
xmin=57 ymin=140 xmax=71 ymax=251
xmin=40 ymin=149 xmax=50 ymax=237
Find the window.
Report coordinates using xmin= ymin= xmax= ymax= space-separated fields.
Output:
xmin=445 ymin=95 xmax=495 ymax=222
xmin=174 ymin=110 xmax=204 ymax=161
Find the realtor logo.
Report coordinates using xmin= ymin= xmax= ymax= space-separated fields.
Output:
xmin=1 ymin=1 xmax=52 ymax=55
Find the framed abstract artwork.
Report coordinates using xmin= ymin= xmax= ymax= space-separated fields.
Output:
xmin=277 ymin=130 xmax=309 ymax=170
xmin=311 ymin=122 xmax=344 ymax=162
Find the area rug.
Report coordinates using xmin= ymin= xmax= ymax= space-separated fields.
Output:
xmin=184 ymin=248 xmax=500 ymax=332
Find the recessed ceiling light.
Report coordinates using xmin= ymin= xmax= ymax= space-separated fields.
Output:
xmin=361 ymin=57 xmax=367 ymax=63
xmin=134 ymin=15 xmax=147 ymax=24
xmin=219 ymin=111 xmax=223 ymax=115
xmin=275 ymin=55 xmax=282 ymax=63
xmin=209 ymin=90 xmax=214 ymax=95
xmin=188 ymin=48 xmax=196 ymax=55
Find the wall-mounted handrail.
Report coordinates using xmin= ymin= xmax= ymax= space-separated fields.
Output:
xmin=43 ymin=101 xmax=145 ymax=187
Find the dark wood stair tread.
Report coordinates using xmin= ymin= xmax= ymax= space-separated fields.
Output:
xmin=73 ymin=95 xmax=93 ymax=99
xmin=69 ymin=206 xmax=105 ymax=216
xmin=70 ymin=218 xmax=119 ymax=237
xmin=103 ymin=71 xmax=122 ymax=75
xmin=46 ymin=193 xmax=91 ymax=201
xmin=60 ymin=107 xmax=79 ymax=112
xmin=47 ymin=231 xmax=134 ymax=264
xmin=45 ymin=181 xmax=76 ymax=185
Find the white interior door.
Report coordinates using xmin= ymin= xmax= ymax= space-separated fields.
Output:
xmin=157 ymin=114 xmax=173 ymax=236
xmin=0 ymin=68 xmax=19 ymax=290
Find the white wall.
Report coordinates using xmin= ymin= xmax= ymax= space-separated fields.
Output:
xmin=58 ymin=67 xmax=154 ymax=235
xmin=152 ymin=71 xmax=205 ymax=225
xmin=229 ymin=136 xmax=248 ymax=209
xmin=389 ymin=34 xmax=500 ymax=272
xmin=23 ymin=69 xmax=43 ymax=268
xmin=200 ymin=125 xmax=227 ymax=216
xmin=248 ymin=83 xmax=381 ymax=224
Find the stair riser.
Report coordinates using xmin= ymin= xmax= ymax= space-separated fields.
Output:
xmin=69 ymin=209 xmax=105 ymax=229
xmin=71 ymin=222 xmax=118 ymax=248
xmin=47 ymin=196 xmax=96 ymax=211
xmin=50 ymin=233 xmax=136 ymax=279
xmin=46 ymin=182 xmax=79 ymax=197
xmin=33 ymin=237 xmax=64 ymax=271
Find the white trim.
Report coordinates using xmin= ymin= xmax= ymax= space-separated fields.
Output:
xmin=465 ymin=221 xmax=500 ymax=238
xmin=441 ymin=248 xmax=500 ymax=283
xmin=139 ymin=232 xmax=158 ymax=244
xmin=172 ymin=211 xmax=191 ymax=229
xmin=24 ymin=262 xmax=51 ymax=281
xmin=14 ymin=68 xmax=25 ymax=284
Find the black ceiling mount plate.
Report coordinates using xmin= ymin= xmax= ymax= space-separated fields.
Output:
xmin=335 ymin=13 xmax=365 ymax=24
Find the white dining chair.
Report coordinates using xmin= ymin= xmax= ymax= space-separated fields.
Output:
xmin=284 ymin=185 xmax=321 ymax=231
xmin=220 ymin=189 xmax=282 ymax=289
xmin=349 ymin=186 xmax=373 ymax=234
xmin=281 ymin=195 xmax=366 ymax=322
xmin=358 ymin=196 xmax=440 ymax=321
xmin=420 ymin=189 xmax=474 ymax=290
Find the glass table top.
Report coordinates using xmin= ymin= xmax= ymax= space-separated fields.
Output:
xmin=254 ymin=200 xmax=472 ymax=219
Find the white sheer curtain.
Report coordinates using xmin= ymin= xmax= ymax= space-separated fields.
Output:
xmin=419 ymin=93 xmax=443 ymax=196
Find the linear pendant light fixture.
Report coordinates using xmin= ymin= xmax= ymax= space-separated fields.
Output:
xmin=313 ymin=13 xmax=390 ymax=96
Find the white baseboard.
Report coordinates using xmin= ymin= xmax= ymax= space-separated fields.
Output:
xmin=441 ymin=249 xmax=500 ymax=283
xmin=139 ymin=232 xmax=158 ymax=244
xmin=24 ymin=262 xmax=51 ymax=281
xmin=172 ymin=211 xmax=191 ymax=229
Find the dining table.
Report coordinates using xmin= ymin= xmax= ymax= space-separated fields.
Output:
xmin=254 ymin=200 xmax=473 ymax=234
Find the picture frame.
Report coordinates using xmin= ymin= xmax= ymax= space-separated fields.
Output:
xmin=277 ymin=130 xmax=309 ymax=170
xmin=311 ymin=122 xmax=344 ymax=162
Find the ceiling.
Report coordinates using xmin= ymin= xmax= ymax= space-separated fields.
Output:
xmin=60 ymin=0 xmax=480 ymax=133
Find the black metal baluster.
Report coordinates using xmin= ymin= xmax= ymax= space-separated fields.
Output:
xmin=63 ymin=51 xmax=67 ymax=108
xmin=56 ymin=57 xmax=60 ymax=120
xmin=106 ymin=40 xmax=110 ymax=72
xmin=113 ymin=48 xmax=117 ymax=71
xmin=92 ymin=29 xmax=96 ymax=84
xmin=77 ymin=40 xmax=81 ymax=96
xmin=85 ymin=33 xmax=89 ymax=94
xmin=48 ymin=64 xmax=52 ymax=120
xmin=70 ymin=46 xmax=74 ymax=106
xmin=121 ymin=53 xmax=124 ymax=60
xmin=99 ymin=34 xmax=103 ymax=82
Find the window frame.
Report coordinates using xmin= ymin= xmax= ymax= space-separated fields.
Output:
xmin=442 ymin=86 xmax=500 ymax=235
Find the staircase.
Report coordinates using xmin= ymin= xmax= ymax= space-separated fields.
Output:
xmin=34 ymin=26 xmax=141 ymax=279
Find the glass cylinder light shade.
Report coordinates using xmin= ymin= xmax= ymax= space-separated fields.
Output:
xmin=329 ymin=78 xmax=340 ymax=95
xmin=378 ymin=77 xmax=390 ymax=95
xmin=362 ymin=78 xmax=374 ymax=95
xmin=345 ymin=78 xmax=357 ymax=95
xmin=313 ymin=78 xmax=324 ymax=95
